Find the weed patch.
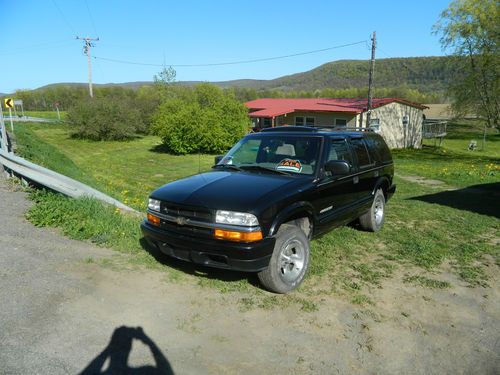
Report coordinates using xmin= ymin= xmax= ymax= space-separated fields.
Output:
xmin=403 ymin=275 xmax=451 ymax=289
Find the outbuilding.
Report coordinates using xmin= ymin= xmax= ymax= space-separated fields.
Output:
xmin=245 ymin=98 xmax=427 ymax=148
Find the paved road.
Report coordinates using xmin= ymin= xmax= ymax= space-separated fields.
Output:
xmin=3 ymin=116 xmax=57 ymax=123
xmin=1 ymin=175 xmax=499 ymax=375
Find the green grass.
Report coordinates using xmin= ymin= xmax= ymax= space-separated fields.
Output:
xmin=14 ymin=122 xmax=214 ymax=210
xmin=26 ymin=111 xmax=67 ymax=120
xmin=403 ymin=275 xmax=451 ymax=289
xmin=11 ymin=120 xmax=500 ymax=310
xmin=14 ymin=122 xmax=101 ymax=189
xmin=395 ymin=120 xmax=499 ymax=188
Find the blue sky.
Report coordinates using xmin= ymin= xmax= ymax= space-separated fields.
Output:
xmin=1 ymin=0 xmax=451 ymax=93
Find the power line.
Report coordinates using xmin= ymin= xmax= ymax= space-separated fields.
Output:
xmin=51 ymin=0 xmax=77 ymax=36
xmin=84 ymin=0 xmax=98 ymax=37
xmin=0 ymin=40 xmax=73 ymax=56
xmin=93 ymin=40 xmax=367 ymax=68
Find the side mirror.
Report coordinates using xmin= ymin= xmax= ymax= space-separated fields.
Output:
xmin=214 ymin=155 xmax=224 ymax=164
xmin=324 ymin=160 xmax=350 ymax=175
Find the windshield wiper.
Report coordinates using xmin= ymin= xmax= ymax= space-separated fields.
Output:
xmin=212 ymin=164 xmax=243 ymax=171
xmin=239 ymin=165 xmax=290 ymax=175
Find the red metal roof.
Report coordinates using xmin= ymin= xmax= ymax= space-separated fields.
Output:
xmin=245 ymin=98 xmax=427 ymax=118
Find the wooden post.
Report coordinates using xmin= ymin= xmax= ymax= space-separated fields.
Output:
xmin=366 ymin=31 xmax=376 ymax=127
xmin=482 ymin=124 xmax=487 ymax=150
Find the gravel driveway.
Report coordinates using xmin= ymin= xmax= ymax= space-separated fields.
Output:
xmin=1 ymin=175 xmax=499 ymax=375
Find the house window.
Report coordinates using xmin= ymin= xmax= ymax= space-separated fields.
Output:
xmin=335 ymin=118 xmax=347 ymax=126
xmin=295 ymin=116 xmax=315 ymax=126
xmin=263 ymin=118 xmax=272 ymax=128
xmin=369 ymin=118 xmax=380 ymax=132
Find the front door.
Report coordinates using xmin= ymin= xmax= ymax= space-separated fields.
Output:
xmin=313 ymin=138 xmax=358 ymax=228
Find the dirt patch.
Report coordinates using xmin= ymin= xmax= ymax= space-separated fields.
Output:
xmin=397 ymin=174 xmax=448 ymax=187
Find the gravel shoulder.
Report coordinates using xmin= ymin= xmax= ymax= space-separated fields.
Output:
xmin=1 ymin=175 xmax=499 ymax=375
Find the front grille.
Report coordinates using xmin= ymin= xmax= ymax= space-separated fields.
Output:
xmin=160 ymin=220 xmax=213 ymax=238
xmin=161 ymin=202 xmax=213 ymax=222
xmin=157 ymin=202 xmax=214 ymax=238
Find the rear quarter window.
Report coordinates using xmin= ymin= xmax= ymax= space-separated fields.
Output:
xmin=365 ymin=135 xmax=392 ymax=163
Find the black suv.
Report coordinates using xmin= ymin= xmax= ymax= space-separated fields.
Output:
xmin=141 ymin=126 xmax=396 ymax=293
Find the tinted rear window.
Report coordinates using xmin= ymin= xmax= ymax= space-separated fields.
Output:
xmin=350 ymin=138 xmax=371 ymax=167
xmin=365 ymin=135 xmax=392 ymax=163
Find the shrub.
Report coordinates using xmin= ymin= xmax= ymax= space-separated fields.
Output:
xmin=67 ymin=97 xmax=145 ymax=141
xmin=152 ymin=83 xmax=250 ymax=154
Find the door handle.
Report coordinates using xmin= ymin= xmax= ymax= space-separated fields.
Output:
xmin=353 ymin=176 xmax=359 ymax=184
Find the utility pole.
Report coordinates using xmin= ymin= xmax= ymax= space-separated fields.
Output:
xmin=366 ymin=31 xmax=376 ymax=127
xmin=76 ymin=36 xmax=99 ymax=98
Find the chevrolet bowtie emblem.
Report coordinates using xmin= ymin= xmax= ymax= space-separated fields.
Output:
xmin=175 ymin=216 xmax=188 ymax=226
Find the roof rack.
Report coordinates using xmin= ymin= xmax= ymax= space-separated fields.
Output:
xmin=318 ymin=126 xmax=374 ymax=132
xmin=260 ymin=125 xmax=373 ymax=133
xmin=261 ymin=126 xmax=318 ymax=133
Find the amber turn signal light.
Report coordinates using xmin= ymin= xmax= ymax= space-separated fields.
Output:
xmin=214 ymin=229 xmax=263 ymax=242
xmin=147 ymin=213 xmax=161 ymax=226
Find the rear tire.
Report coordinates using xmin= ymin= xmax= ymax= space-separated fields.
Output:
xmin=258 ymin=224 xmax=310 ymax=294
xmin=359 ymin=189 xmax=385 ymax=232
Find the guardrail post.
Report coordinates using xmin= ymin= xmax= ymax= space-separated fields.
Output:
xmin=0 ymin=107 xmax=9 ymax=154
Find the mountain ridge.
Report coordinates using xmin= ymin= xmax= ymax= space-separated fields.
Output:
xmin=27 ymin=56 xmax=455 ymax=94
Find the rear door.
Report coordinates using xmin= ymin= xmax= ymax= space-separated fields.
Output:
xmin=349 ymin=137 xmax=376 ymax=205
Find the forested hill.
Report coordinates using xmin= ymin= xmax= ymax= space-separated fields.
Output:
xmin=30 ymin=56 xmax=457 ymax=94
xmin=252 ymin=56 xmax=459 ymax=93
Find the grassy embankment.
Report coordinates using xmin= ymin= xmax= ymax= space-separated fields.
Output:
xmin=11 ymin=120 xmax=500 ymax=310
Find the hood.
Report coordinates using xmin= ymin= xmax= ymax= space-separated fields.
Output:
xmin=151 ymin=170 xmax=309 ymax=213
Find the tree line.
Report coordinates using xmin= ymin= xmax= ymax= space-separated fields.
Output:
xmin=7 ymin=83 xmax=443 ymax=113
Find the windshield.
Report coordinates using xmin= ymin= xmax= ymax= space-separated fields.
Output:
xmin=216 ymin=134 xmax=321 ymax=176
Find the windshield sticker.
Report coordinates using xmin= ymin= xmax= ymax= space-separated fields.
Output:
xmin=276 ymin=159 xmax=302 ymax=173
xmin=221 ymin=156 xmax=233 ymax=165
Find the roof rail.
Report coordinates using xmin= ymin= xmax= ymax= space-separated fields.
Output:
xmin=261 ymin=126 xmax=318 ymax=133
xmin=318 ymin=126 xmax=374 ymax=132
xmin=258 ymin=125 xmax=374 ymax=133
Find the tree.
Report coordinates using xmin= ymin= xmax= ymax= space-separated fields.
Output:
xmin=152 ymin=83 xmax=250 ymax=154
xmin=67 ymin=97 xmax=145 ymax=141
xmin=434 ymin=0 xmax=499 ymax=127
xmin=153 ymin=66 xmax=177 ymax=101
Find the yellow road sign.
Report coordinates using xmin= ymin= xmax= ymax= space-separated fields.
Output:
xmin=4 ymin=98 xmax=13 ymax=109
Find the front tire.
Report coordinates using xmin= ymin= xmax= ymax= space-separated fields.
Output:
xmin=258 ymin=224 xmax=310 ymax=294
xmin=359 ymin=188 xmax=385 ymax=232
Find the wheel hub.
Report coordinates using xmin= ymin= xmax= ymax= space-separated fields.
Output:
xmin=279 ymin=239 xmax=305 ymax=283
xmin=373 ymin=196 xmax=384 ymax=225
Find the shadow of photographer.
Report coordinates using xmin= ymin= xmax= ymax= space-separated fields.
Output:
xmin=79 ymin=326 xmax=174 ymax=375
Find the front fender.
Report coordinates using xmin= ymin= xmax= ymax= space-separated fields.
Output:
xmin=268 ymin=201 xmax=316 ymax=237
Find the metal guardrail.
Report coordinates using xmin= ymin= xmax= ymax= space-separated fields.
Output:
xmin=0 ymin=115 xmax=139 ymax=214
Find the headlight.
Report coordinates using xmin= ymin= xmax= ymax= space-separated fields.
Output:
xmin=148 ymin=198 xmax=161 ymax=212
xmin=216 ymin=210 xmax=258 ymax=226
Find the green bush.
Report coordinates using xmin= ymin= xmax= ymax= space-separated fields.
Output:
xmin=67 ymin=97 xmax=146 ymax=141
xmin=152 ymin=83 xmax=250 ymax=154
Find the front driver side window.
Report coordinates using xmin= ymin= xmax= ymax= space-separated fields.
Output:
xmin=328 ymin=140 xmax=352 ymax=165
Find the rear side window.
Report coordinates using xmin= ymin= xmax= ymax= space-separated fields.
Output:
xmin=350 ymin=138 xmax=371 ymax=167
xmin=365 ymin=135 xmax=392 ymax=163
